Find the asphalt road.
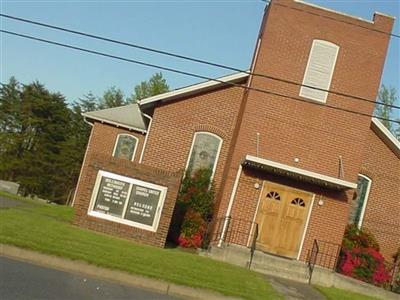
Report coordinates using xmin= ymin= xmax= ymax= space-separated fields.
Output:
xmin=0 ymin=256 xmax=178 ymax=300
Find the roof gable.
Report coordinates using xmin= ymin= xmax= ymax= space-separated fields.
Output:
xmin=138 ymin=72 xmax=249 ymax=108
xmin=83 ymin=103 xmax=147 ymax=133
xmin=371 ymin=118 xmax=400 ymax=158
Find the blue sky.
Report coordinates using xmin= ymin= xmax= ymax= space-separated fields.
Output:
xmin=0 ymin=0 xmax=399 ymax=118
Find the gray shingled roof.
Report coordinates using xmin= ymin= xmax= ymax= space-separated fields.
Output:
xmin=82 ymin=103 xmax=147 ymax=133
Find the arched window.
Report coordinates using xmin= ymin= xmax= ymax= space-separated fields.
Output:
xmin=300 ymin=39 xmax=339 ymax=103
xmin=185 ymin=132 xmax=223 ymax=178
xmin=349 ymin=174 xmax=372 ymax=228
xmin=112 ymin=134 xmax=138 ymax=161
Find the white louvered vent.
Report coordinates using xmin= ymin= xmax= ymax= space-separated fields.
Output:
xmin=300 ymin=40 xmax=339 ymax=103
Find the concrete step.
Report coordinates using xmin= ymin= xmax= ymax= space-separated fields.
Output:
xmin=249 ymin=261 xmax=309 ymax=284
xmin=250 ymin=251 xmax=309 ymax=274
xmin=209 ymin=244 xmax=310 ymax=284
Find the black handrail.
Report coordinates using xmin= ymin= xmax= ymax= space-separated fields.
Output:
xmin=307 ymin=239 xmax=319 ymax=284
xmin=248 ymin=223 xmax=259 ymax=269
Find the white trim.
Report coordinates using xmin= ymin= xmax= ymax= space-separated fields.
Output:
xmin=247 ymin=37 xmax=261 ymax=88
xmin=112 ymin=133 xmax=139 ymax=162
xmin=82 ymin=113 xmax=147 ymax=134
xmin=245 ymin=155 xmax=357 ymax=189
xmin=87 ymin=170 xmax=168 ymax=232
xmin=139 ymin=72 xmax=249 ymax=107
xmin=294 ymin=0 xmax=375 ymax=24
xmin=299 ymin=39 xmax=339 ymax=103
xmin=371 ymin=118 xmax=400 ymax=158
xmin=139 ymin=113 xmax=153 ymax=164
xmin=219 ymin=165 xmax=243 ymax=247
xmin=71 ymin=124 xmax=94 ymax=207
xmin=356 ymin=174 xmax=372 ymax=229
xmin=297 ymin=193 xmax=315 ymax=260
xmin=184 ymin=131 xmax=223 ymax=181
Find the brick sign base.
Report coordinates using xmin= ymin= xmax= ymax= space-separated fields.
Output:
xmin=73 ymin=153 xmax=182 ymax=247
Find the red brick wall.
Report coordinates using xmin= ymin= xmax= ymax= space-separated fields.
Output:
xmin=73 ymin=122 xmax=145 ymax=207
xmin=87 ymin=122 xmax=145 ymax=163
xmin=142 ymin=85 xmax=245 ymax=197
xmin=73 ymin=153 xmax=181 ymax=247
xmin=360 ymin=126 xmax=400 ymax=260
xmin=215 ymin=0 xmax=394 ymax=261
xmin=72 ymin=123 xmax=181 ymax=247
xmin=222 ymin=168 xmax=349 ymax=264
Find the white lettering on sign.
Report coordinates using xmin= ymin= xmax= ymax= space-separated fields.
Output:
xmin=148 ymin=190 xmax=159 ymax=196
xmin=96 ymin=204 xmax=110 ymax=211
xmin=136 ymin=190 xmax=149 ymax=197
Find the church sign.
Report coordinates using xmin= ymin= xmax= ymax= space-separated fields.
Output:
xmin=88 ymin=170 xmax=167 ymax=232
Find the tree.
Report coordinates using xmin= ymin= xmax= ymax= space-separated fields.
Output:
xmin=99 ymin=86 xmax=126 ymax=109
xmin=0 ymin=78 xmax=74 ymax=201
xmin=375 ymin=85 xmax=400 ymax=139
xmin=76 ymin=92 xmax=99 ymax=112
xmin=129 ymin=72 xmax=169 ymax=102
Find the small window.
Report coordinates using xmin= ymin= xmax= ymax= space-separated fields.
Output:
xmin=113 ymin=134 xmax=138 ymax=161
xmin=186 ymin=132 xmax=222 ymax=178
xmin=266 ymin=191 xmax=281 ymax=201
xmin=348 ymin=175 xmax=372 ymax=228
xmin=300 ymin=40 xmax=339 ymax=103
xmin=291 ymin=198 xmax=305 ymax=207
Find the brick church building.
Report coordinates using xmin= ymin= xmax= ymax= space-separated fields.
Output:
xmin=72 ymin=0 xmax=399 ymax=264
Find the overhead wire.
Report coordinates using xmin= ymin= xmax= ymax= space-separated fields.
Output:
xmin=0 ymin=13 xmax=399 ymax=110
xmin=1 ymin=29 xmax=399 ymax=124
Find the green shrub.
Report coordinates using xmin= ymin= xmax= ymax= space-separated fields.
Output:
xmin=176 ymin=168 xmax=215 ymax=249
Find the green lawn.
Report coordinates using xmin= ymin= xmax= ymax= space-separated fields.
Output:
xmin=0 ymin=192 xmax=280 ymax=300
xmin=315 ymin=286 xmax=381 ymax=300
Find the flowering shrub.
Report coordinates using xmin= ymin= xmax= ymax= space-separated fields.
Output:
xmin=338 ymin=225 xmax=391 ymax=287
xmin=342 ymin=224 xmax=379 ymax=251
xmin=393 ymin=248 xmax=400 ymax=293
xmin=178 ymin=209 xmax=206 ymax=248
xmin=174 ymin=168 xmax=215 ymax=249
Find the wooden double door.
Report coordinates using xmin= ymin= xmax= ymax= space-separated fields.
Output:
xmin=255 ymin=182 xmax=313 ymax=258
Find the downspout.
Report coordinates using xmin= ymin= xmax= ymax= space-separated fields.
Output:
xmin=218 ymin=165 xmax=243 ymax=247
xmin=71 ymin=117 xmax=93 ymax=207
xmin=139 ymin=112 xmax=153 ymax=164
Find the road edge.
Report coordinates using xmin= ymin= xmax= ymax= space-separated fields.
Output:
xmin=0 ymin=244 xmax=241 ymax=300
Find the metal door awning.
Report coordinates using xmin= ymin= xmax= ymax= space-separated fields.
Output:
xmin=242 ymin=155 xmax=357 ymax=190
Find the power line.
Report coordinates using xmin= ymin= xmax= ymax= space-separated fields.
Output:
xmin=1 ymin=29 xmax=399 ymax=125
xmin=0 ymin=13 xmax=399 ymax=110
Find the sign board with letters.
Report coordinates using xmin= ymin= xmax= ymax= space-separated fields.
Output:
xmin=89 ymin=170 xmax=167 ymax=232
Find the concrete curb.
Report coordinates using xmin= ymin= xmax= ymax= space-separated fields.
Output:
xmin=0 ymin=244 xmax=241 ymax=300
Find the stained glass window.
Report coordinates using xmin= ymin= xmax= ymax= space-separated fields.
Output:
xmin=113 ymin=134 xmax=138 ymax=161
xmin=187 ymin=132 xmax=222 ymax=176
xmin=348 ymin=175 xmax=371 ymax=227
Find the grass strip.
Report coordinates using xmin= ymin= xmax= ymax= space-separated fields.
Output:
xmin=0 ymin=193 xmax=280 ymax=300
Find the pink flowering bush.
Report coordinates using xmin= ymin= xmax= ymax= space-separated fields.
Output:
xmin=174 ymin=168 xmax=215 ymax=249
xmin=338 ymin=225 xmax=391 ymax=287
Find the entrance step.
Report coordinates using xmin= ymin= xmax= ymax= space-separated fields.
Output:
xmin=208 ymin=244 xmax=310 ymax=284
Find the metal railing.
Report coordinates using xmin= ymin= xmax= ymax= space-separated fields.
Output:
xmin=248 ymin=223 xmax=259 ymax=269
xmin=307 ymin=239 xmax=320 ymax=284
xmin=207 ymin=216 xmax=259 ymax=267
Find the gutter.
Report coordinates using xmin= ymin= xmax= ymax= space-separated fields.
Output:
xmin=139 ymin=113 xmax=153 ymax=164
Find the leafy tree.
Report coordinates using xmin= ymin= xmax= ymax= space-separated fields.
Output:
xmin=77 ymin=92 xmax=99 ymax=112
xmin=99 ymin=86 xmax=126 ymax=109
xmin=129 ymin=72 xmax=169 ymax=102
xmin=375 ymin=85 xmax=400 ymax=139
xmin=0 ymin=73 xmax=170 ymax=203
xmin=0 ymin=80 xmax=72 ymax=199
